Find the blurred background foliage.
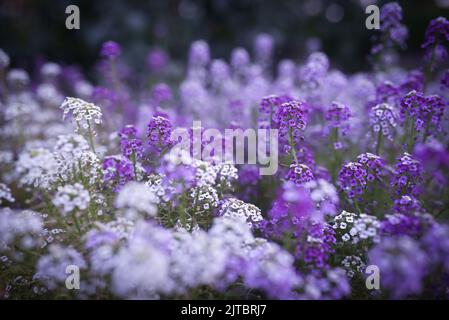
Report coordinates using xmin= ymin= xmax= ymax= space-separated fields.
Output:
xmin=1 ymin=0 xmax=448 ymax=75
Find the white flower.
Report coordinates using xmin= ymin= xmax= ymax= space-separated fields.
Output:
xmin=52 ymin=183 xmax=90 ymax=215
xmin=60 ymin=97 xmax=102 ymax=131
xmin=115 ymin=182 xmax=159 ymax=221
xmin=0 ymin=183 xmax=15 ymax=204
xmin=218 ymin=198 xmax=263 ymax=227
xmin=15 ymin=147 xmax=57 ymax=189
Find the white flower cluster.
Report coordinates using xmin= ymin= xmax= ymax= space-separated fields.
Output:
xmin=52 ymin=183 xmax=90 ymax=215
xmin=146 ymin=174 xmax=171 ymax=201
xmin=0 ymin=183 xmax=15 ymax=204
xmin=115 ymin=182 xmax=159 ymax=221
xmin=15 ymin=146 xmax=57 ymax=189
xmin=53 ymin=134 xmax=101 ymax=184
xmin=189 ymin=184 xmax=219 ymax=213
xmin=60 ymin=97 xmax=102 ymax=131
xmin=332 ymin=211 xmax=380 ymax=244
xmin=80 ymin=216 xmax=300 ymax=299
xmin=341 ymin=255 xmax=366 ymax=278
xmin=218 ymin=197 xmax=263 ymax=227
xmin=0 ymin=208 xmax=43 ymax=250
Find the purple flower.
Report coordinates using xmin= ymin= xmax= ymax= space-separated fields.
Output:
xmin=147 ymin=115 xmax=173 ymax=152
xmin=391 ymin=152 xmax=423 ymax=196
xmin=400 ymin=90 xmax=446 ymax=137
xmin=146 ymin=48 xmax=168 ymax=72
xmin=188 ymin=40 xmax=210 ymax=68
xmin=338 ymin=153 xmax=384 ymax=199
xmin=100 ymin=41 xmax=122 ymax=59
xmin=151 ymin=83 xmax=172 ymax=105
xmin=422 ymin=17 xmax=449 ymax=50
xmin=441 ymin=69 xmax=449 ymax=89
xmin=380 ymin=2 xmax=408 ymax=48
xmin=102 ymin=156 xmax=135 ymax=191
xmin=368 ymin=236 xmax=428 ymax=298
xmin=325 ymin=101 xmax=352 ymax=139
xmin=118 ymin=125 xmax=143 ymax=159
xmin=258 ymin=94 xmax=292 ymax=129
xmin=295 ymin=221 xmax=336 ymax=269
xmin=380 ymin=212 xmax=432 ymax=237
xmin=393 ymin=195 xmax=422 ymax=214
xmin=414 ymin=139 xmax=449 ymax=184
xmin=273 ymin=100 xmax=308 ymax=153
xmin=369 ymin=103 xmax=397 ymax=141
xmin=286 ymin=163 xmax=314 ymax=186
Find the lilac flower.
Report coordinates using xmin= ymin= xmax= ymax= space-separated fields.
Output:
xmin=368 ymin=236 xmax=428 ymax=298
xmin=254 ymin=33 xmax=274 ymax=66
xmin=147 ymin=115 xmax=173 ymax=152
xmin=118 ymin=125 xmax=143 ymax=159
xmin=102 ymin=156 xmax=135 ymax=191
xmin=391 ymin=152 xmax=423 ymax=196
xmin=100 ymin=41 xmax=122 ymax=60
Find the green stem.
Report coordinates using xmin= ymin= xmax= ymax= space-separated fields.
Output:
xmin=376 ymin=129 xmax=383 ymax=155
xmin=71 ymin=211 xmax=82 ymax=234
xmin=87 ymin=120 xmax=97 ymax=154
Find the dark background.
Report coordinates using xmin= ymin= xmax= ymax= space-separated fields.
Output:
xmin=1 ymin=0 xmax=448 ymax=75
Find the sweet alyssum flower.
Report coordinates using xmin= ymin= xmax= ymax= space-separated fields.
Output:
xmin=369 ymin=103 xmax=397 ymax=142
xmin=52 ymin=183 xmax=90 ymax=215
xmin=391 ymin=152 xmax=423 ymax=196
xmin=118 ymin=125 xmax=144 ymax=159
xmin=147 ymin=115 xmax=173 ymax=152
xmin=286 ymin=163 xmax=315 ymax=186
xmin=115 ymin=182 xmax=159 ymax=220
xmin=218 ymin=198 xmax=263 ymax=228
xmin=102 ymin=155 xmax=135 ymax=191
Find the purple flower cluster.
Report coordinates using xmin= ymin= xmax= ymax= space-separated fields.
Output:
xmin=258 ymin=94 xmax=292 ymax=129
xmin=369 ymin=103 xmax=397 ymax=141
xmin=147 ymin=115 xmax=173 ymax=152
xmin=273 ymin=100 xmax=308 ymax=153
xmin=368 ymin=236 xmax=428 ymax=298
xmin=380 ymin=2 xmax=408 ymax=48
xmin=295 ymin=221 xmax=336 ymax=269
xmin=391 ymin=152 xmax=423 ymax=196
xmin=102 ymin=156 xmax=135 ymax=191
xmin=338 ymin=153 xmax=384 ymax=199
xmin=286 ymin=163 xmax=315 ymax=186
xmin=422 ymin=17 xmax=449 ymax=68
xmin=118 ymin=125 xmax=143 ymax=159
